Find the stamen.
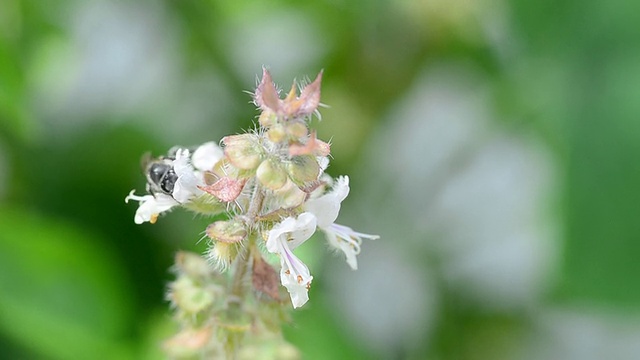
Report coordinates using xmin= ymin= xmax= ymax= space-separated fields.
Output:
xmin=125 ymin=190 xmax=146 ymax=203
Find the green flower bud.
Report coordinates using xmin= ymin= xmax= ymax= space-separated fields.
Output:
xmin=206 ymin=219 xmax=247 ymax=243
xmin=259 ymin=110 xmax=277 ymax=128
xmin=223 ymin=134 xmax=263 ymax=170
xmin=287 ymin=155 xmax=320 ymax=186
xmin=208 ymin=242 xmax=240 ymax=269
xmin=175 ymin=251 xmax=212 ymax=279
xmin=272 ymin=179 xmax=306 ymax=208
xmin=287 ymin=122 xmax=308 ymax=139
xmin=256 ymin=159 xmax=288 ymax=190
xmin=267 ymin=124 xmax=286 ymax=143
xmin=170 ymin=276 xmax=214 ymax=314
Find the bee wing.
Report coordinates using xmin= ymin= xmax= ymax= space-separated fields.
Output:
xmin=140 ymin=152 xmax=153 ymax=173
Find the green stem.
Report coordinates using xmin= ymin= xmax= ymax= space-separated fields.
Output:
xmin=227 ymin=181 xmax=266 ymax=310
xmin=228 ymin=244 xmax=250 ymax=305
xmin=246 ymin=182 xmax=266 ymax=228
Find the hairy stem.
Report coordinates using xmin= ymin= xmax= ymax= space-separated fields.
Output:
xmin=228 ymin=181 xmax=266 ymax=309
xmin=246 ymin=181 xmax=266 ymax=227
xmin=228 ymin=243 xmax=250 ymax=305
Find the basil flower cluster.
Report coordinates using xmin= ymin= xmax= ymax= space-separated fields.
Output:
xmin=126 ymin=67 xmax=378 ymax=359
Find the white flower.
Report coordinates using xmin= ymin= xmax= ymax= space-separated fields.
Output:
xmin=172 ymin=149 xmax=203 ymax=203
xmin=192 ymin=141 xmax=224 ymax=172
xmin=305 ymin=175 xmax=349 ymax=228
xmin=305 ymin=175 xmax=378 ymax=270
xmin=266 ymin=213 xmax=317 ymax=308
xmin=317 ymin=156 xmax=329 ymax=175
xmin=126 ymin=143 xmax=224 ymax=223
xmin=125 ymin=190 xmax=178 ymax=224
xmin=322 ymin=223 xmax=378 ymax=270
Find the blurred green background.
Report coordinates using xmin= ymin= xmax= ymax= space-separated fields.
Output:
xmin=1 ymin=0 xmax=640 ymax=359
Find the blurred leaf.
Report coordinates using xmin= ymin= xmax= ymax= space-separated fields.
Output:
xmin=0 ymin=39 xmax=37 ymax=143
xmin=138 ymin=311 xmax=177 ymax=360
xmin=0 ymin=207 xmax=134 ymax=359
xmin=561 ymin=80 xmax=640 ymax=304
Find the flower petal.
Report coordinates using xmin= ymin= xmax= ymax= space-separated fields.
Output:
xmin=275 ymin=237 xmax=313 ymax=308
xmin=331 ymin=176 xmax=350 ymax=203
xmin=323 ymin=223 xmax=379 ymax=270
xmin=172 ymin=149 xmax=203 ymax=203
xmin=279 ymin=253 xmax=313 ymax=308
xmin=288 ymin=212 xmax=317 ymax=250
xmin=266 ymin=217 xmax=298 ymax=254
xmin=125 ymin=190 xmax=178 ymax=224
xmin=266 ymin=214 xmax=317 ymax=253
xmin=173 ymin=149 xmax=192 ymax=175
xmin=192 ymin=142 xmax=224 ymax=172
xmin=317 ymin=156 xmax=329 ymax=174
xmin=304 ymin=176 xmax=350 ymax=229
xmin=266 ymin=214 xmax=318 ymax=308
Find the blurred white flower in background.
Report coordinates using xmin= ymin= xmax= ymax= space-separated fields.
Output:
xmin=326 ymin=244 xmax=438 ymax=357
xmin=426 ymin=135 xmax=558 ymax=309
xmin=375 ymin=63 xmax=558 ymax=309
xmin=219 ymin=7 xmax=328 ymax=81
xmin=30 ymin=0 xmax=235 ymax=143
xmin=524 ymin=308 xmax=640 ymax=360
xmin=326 ymin=63 xmax=560 ymax=355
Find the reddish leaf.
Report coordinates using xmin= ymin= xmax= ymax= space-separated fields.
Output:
xmin=254 ymin=67 xmax=281 ymax=112
xmin=252 ymin=255 xmax=281 ymax=300
xmin=289 ymin=131 xmax=330 ymax=157
xmin=198 ymin=177 xmax=247 ymax=202
xmin=296 ymin=70 xmax=323 ymax=116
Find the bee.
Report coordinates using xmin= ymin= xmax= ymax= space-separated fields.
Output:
xmin=141 ymin=152 xmax=180 ymax=196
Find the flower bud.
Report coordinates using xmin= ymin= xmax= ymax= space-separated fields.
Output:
xmin=287 ymin=122 xmax=308 ymax=139
xmin=287 ymin=155 xmax=320 ymax=186
xmin=206 ymin=219 xmax=247 ymax=243
xmin=223 ymin=134 xmax=263 ymax=170
xmin=208 ymin=242 xmax=240 ymax=269
xmin=163 ymin=326 xmax=214 ymax=358
xmin=256 ymin=159 xmax=288 ymax=190
xmin=267 ymin=124 xmax=286 ymax=143
xmin=170 ymin=276 xmax=214 ymax=314
xmin=272 ymin=179 xmax=307 ymax=208
xmin=175 ymin=251 xmax=212 ymax=279
xmin=259 ymin=110 xmax=277 ymax=128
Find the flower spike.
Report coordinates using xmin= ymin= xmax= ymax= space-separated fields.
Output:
xmin=126 ymin=69 xmax=378 ymax=358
